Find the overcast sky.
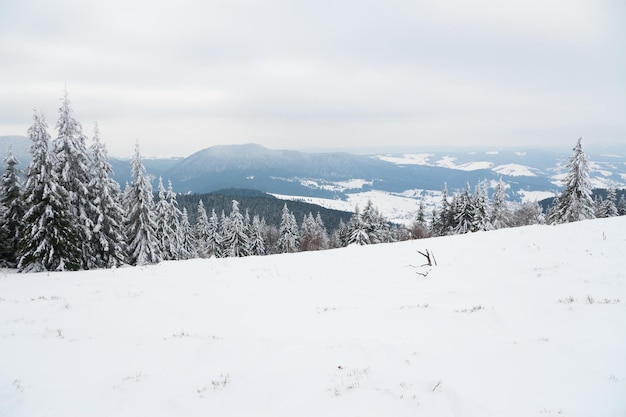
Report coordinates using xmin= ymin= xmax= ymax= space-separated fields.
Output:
xmin=1 ymin=0 xmax=625 ymax=157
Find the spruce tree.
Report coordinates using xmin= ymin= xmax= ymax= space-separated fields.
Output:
xmin=155 ymin=177 xmax=176 ymax=260
xmin=618 ymin=194 xmax=626 ymax=216
xmin=603 ymin=187 xmax=618 ymax=218
xmin=179 ymin=207 xmax=197 ymax=260
xmin=491 ymin=179 xmax=510 ymax=229
xmin=553 ymin=137 xmax=595 ymax=223
xmin=223 ymin=200 xmax=250 ymax=257
xmin=88 ymin=124 xmax=127 ymax=267
xmin=125 ymin=142 xmax=161 ymax=266
xmin=249 ymin=215 xmax=266 ymax=256
xmin=0 ymin=146 xmax=25 ymax=267
xmin=300 ymin=212 xmax=328 ymax=251
xmin=195 ymin=200 xmax=211 ymax=258
xmin=346 ymin=206 xmax=369 ymax=245
xmin=278 ymin=203 xmax=300 ymax=253
xmin=432 ymin=183 xmax=451 ymax=236
xmin=166 ymin=180 xmax=184 ymax=259
xmin=207 ymin=208 xmax=222 ymax=258
xmin=453 ymin=183 xmax=475 ymax=234
xmin=53 ymin=90 xmax=97 ymax=268
xmin=18 ymin=112 xmax=81 ymax=272
xmin=471 ymin=180 xmax=492 ymax=232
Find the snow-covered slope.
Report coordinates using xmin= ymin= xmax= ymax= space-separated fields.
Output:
xmin=1 ymin=217 xmax=625 ymax=417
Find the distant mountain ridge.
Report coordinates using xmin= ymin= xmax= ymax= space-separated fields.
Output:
xmin=2 ymin=136 xmax=625 ymax=205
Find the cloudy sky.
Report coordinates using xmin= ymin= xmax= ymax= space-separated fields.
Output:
xmin=1 ymin=0 xmax=625 ymax=157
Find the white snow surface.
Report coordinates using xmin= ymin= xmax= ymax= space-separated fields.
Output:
xmin=272 ymin=190 xmax=435 ymax=225
xmin=493 ymin=163 xmax=537 ymax=177
xmin=1 ymin=217 xmax=626 ymax=417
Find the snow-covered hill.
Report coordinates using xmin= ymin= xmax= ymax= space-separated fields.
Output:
xmin=1 ymin=217 xmax=625 ymax=416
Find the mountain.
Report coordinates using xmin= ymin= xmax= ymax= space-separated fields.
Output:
xmin=137 ymin=143 xmax=563 ymax=200
xmin=3 ymin=136 xmax=625 ymax=222
xmin=2 ymin=216 xmax=624 ymax=416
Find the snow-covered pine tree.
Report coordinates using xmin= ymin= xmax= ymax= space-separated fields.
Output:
xmin=0 ymin=146 xmax=25 ymax=267
xmin=154 ymin=177 xmax=176 ymax=260
xmin=278 ymin=203 xmax=300 ymax=253
xmin=315 ymin=212 xmax=330 ymax=250
xmin=346 ymin=206 xmax=369 ymax=245
xmin=594 ymin=195 xmax=605 ymax=218
xmin=431 ymin=183 xmax=452 ymax=236
xmin=511 ymin=200 xmax=545 ymax=226
xmin=331 ymin=218 xmax=348 ymax=248
xmin=207 ymin=208 xmax=222 ymax=258
xmin=299 ymin=212 xmax=316 ymax=251
xmin=552 ymin=137 xmax=595 ymax=223
xmin=195 ymin=200 xmax=211 ymax=258
xmin=618 ymin=194 xmax=626 ymax=216
xmin=223 ymin=200 xmax=250 ymax=257
xmin=125 ymin=142 xmax=161 ymax=266
xmin=165 ymin=180 xmax=184 ymax=259
xmin=18 ymin=112 xmax=81 ymax=272
xmin=411 ymin=200 xmax=430 ymax=239
xmin=603 ymin=187 xmax=618 ymax=218
xmin=361 ymin=199 xmax=390 ymax=243
xmin=178 ymin=207 xmax=197 ymax=260
xmin=453 ymin=183 xmax=475 ymax=234
xmin=491 ymin=179 xmax=510 ymax=229
xmin=88 ymin=123 xmax=127 ymax=268
xmin=471 ymin=180 xmax=492 ymax=232
xmin=249 ymin=214 xmax=266 ymax=256
xmin=300 ymin=212 xmax=329 ymax=251
xmin=53 ymin=90 xmax=97 ymax=269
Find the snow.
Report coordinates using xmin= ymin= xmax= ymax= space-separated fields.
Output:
xmin=493 ymin=163 xmax=537 ymax=177
xmin=435 ymin=157 xmax=492 ymax=171
xmin=1 ymin=217 xmax=626 ymax=417
xmin=376 ymin=153 xmax=433 ymax=165
xmin=272 ymin=190 xmax=436 ymax=225
xmin=517 ymin=189 xmax=555 ymax=203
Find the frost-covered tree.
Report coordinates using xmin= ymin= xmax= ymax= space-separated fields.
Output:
xmin=53 ymin=90 xmax=97 ymax=268
xmin=249 ymin=215 xmax=266 ymax=256
xmin=18 ymin=112 xmax=81 ymax=272
xmin=0 ymin=146 xmax=25 ymax=267
xmin=453 ymin=184 xmax=475 ymax=234
xmin=154 ymin=177 xmax=177 ymax=260
xmin=165 ymin=180 xmax=184 ymax=259
xmin=594 ymin=195 xmax=605 ymax=218
xmin=125 ymin=142 xmax=161 ymax=266
xmin=603 ymin=187 xmax=618 ymax=218
xmin=471 ymin=180 xmax=493 ymax=232
xmin=618 ymin=194 xmax=626 ymax=216
xmin=552 ymin=137 xmax=595 ymax=223
xmin=346 ymin=206 xmax=369 ymax=245
xmin=300 ymin=212 xmax=329 ymax=251
xmin=223 ymin=200 xmax=250 ymax=257
xmin=431 ymin=183 xmax=452 ymax=236
xmin=88 ymin=124 xmax=127 ymax=268
xmin=278 ymin=203 xmax=299 ymax=253
xmin=411 ymin=200 xmax=430 ymax=239
xmin=207 ymin=208 xmax=222 ymax=258
xmin=491 ymin=179 xmax=510 ymax=229
xmin=178 ymin=207 xmax=197 ymax=260
xmin=195 ymin=200 xmax=211 ymax=258
xmin=361 ymin=200 xmax=390 ymax=243
xmin=331 ymin=218 xmax=348 ymax=248
xmin=510 ymin=200 xmax=545 ymax=227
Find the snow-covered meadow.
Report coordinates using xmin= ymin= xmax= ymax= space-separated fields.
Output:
xmin=1 ymin=217 xmax=625 ymax=417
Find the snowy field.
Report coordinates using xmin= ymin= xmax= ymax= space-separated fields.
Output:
xmin=1 ymin=217 xmax=625 ymax=417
